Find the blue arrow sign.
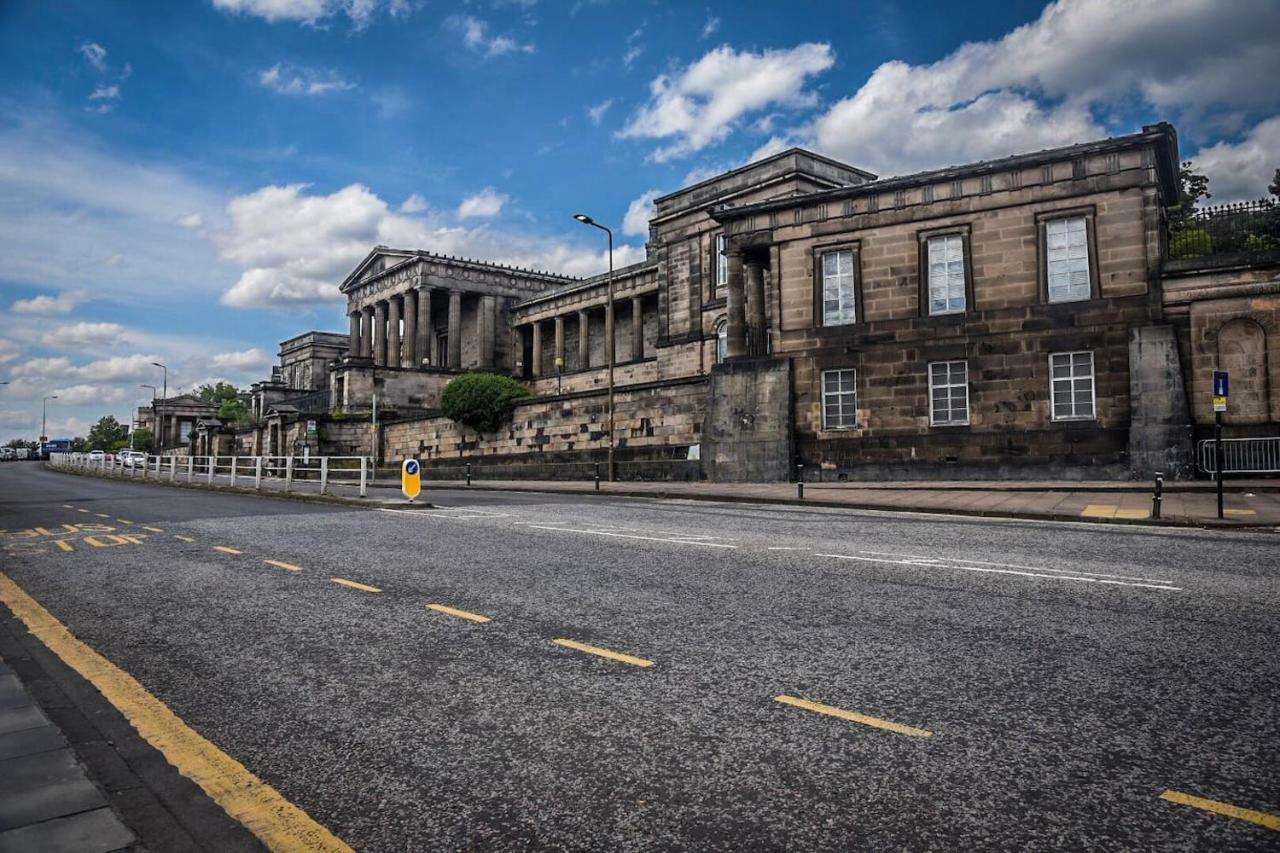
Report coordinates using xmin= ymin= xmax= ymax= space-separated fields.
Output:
xmin=405 ymin=459 xmax=419 ymax=475
xmin=1213 ymin=370 xmax=1229 ymax=397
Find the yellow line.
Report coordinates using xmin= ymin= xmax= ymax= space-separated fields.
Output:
xmin=331 ymin=578 xmax=381 ymax=593
xmin=174 ymin=535 xmax=195 ymax=543
xmin=117 ymin=519 xmax=133 ymax=524
xmin=264 ymin=559 xmax=303 ymax=573
xmin=77 ymin=508 xmax=90 ymax=514
xmin=54 ymin=540 xmax=74 ymax=552
xmin=142 ymin=526 xmax=164 ymax=533
xmin=552 ymin=638 xmax=654 ymax=667
xmin=0 ymin=573 xmax=352 ymax=852
xmin=774 ymin=695 xmax=933 ymax=738
xmin=1160 ymin=789 xmax=1279 ymax=831
xmin=1081 ymin=504 xmax=1117 ymax=518
xmin=427 ymin=603 xmax=491 ymax=623
xmin=213 ymin=546 xmax=242 ymax=555
xmin=95 ymin=513 xmax=110 ymax=518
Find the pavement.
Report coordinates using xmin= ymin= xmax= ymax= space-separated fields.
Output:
xmin=1 ymin=461 xmax=1278 ymax=850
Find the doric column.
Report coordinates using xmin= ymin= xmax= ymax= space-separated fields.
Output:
xmin=578 ymin=310 xmax=590 ymax=369
xmin=479 ymin=295 xmax=496 ymax=368
xmin=447 ymin=290 xmax=462 ymax=369
xmin=348 ymin=311 xmax=360 ymax=356
xmin=630 ymin=296 xmax=644 ymax=362
xmin=724 ymin=249 xmax=747 ymax=360
xmin=373 ymin=301 xmax=388 ymax=366
xmin=387 ymin=296 xmax=401 ymax=369
xmin=745 ymin=259 xmax=766 ymax=356
xmin=416 ymin=287 xmax=432 ymax=365
xmin=531 ymin=322 xmax=543 ymax=378
xmin=402 ymin=289 xmax=417 ymax=368
xmin=360 ymin=306 xmax=374 ymax=358
xmin=554 ymin=316 xmax=565 ymax=372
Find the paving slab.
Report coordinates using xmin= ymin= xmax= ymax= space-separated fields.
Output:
xmin=0 ymin=747 xmax=108 ymax=830
xmin=0 ymin=806 xmax=136 ymax=853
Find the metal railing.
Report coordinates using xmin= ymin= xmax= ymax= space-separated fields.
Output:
xmin=1197 ymin=437 xmax=1280 ymax=474
xmin=1168 ymin=199 xmax=1280 ymax=260
xmin=49 ymin=452 xmax=371 ymax=497
xmin=273 ymin=388 xmax=333 ymax=413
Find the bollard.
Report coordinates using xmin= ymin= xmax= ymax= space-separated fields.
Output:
xmin=169 ymin=456 xmax=177 ymax=482
xmin=359 ymin=456 xmax=368 ymax=498
xmin=1152 ymin=472 xmax=1164 ymax=519
xmin=285 ymin=456 xmax=294 ymax=493
xmin=797 ymin=463 xmax=805 ymax=500
xmin=465 ymin=462 xmax=471 ymax=486
xmin=142 ymin=455 xmax=148 ymax=480
xmin=594 ymin=463 xmax=600 ymax=491
xmin=230 ymin=456 xmax=238 ymax=487
xmin=254 ymin=456 xmax=263 ymax=492
xmin=320 ymin=457 xmax=329 ymax=495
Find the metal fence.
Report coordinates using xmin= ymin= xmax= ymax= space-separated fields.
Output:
xmin=50 ymin=452 xmax=371 ymax=496
xmin=1196 ymin=437 xmax=1280 ymax=474
xmin=1168 ymin=199 xmax=1280 ymax=260
xmin=413 ymin=457 xmax=702 ymax=483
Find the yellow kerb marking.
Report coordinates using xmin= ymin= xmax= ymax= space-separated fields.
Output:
xmin=142 ymin=526 xmax=164 ymax=533
xmin=775 ymin=694 xmax=933 ymax=738
xmin=54 ymin=540 xmax=74 ymax=552
xmin=174 ymin=535 xmax=195 ymax=543
xmin=1081 ymin=504 xmax=1117 ymax=518
xmin=552 ymin=638 xmax=654 ymax=667
xmin=1224 ymin=508 xmax=1257 ymax=517
xmin=1160 ymin=789 xmax=1280 ymax=831
xmin=0 ymin=573 xmax=352 ymax=852
xmin=331 ymin=578 xmax=381 ymax=593
xmin=264 ymin=560 xmax=303 ymax=573
xmin=1114 ymin=508 xmax=1149 ymax=519
xmin=213 ymin=546 xmax=242 ymax=555
xmin=427 ymin=603 xmax=490 ymax=623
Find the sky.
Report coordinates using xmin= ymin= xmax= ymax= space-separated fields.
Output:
xmin=1 ymin=0 xmax=1277 ymax=442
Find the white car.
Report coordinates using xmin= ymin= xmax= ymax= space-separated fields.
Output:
xmin=89 ymin=450 xmax=106 ymax=461
xmin=119 ymin=450 xmax=146 ymax=468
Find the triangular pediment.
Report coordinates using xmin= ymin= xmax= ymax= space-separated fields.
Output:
xmin=340 ymin=246 xmax=417 ymax=292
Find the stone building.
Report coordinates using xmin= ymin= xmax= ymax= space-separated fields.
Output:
xmin=246 ymin=122 xmax=1279 ymax=480
xmin=136 ymin=394 xmax=218 ymax=451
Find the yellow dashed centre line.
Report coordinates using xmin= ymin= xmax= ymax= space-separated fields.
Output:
xmin=213 ymin=546 xmax=242 ymax=555
xmin=141 ymin=526 xmax=164 ymax=533
xmin=552 ymin=638 xmax=654 ymax=668
xmin=0 ymin=573 xmax=353 ymax=852
xmin=427 ymin=603 xmax=491 ymax=623
xmin=174 ymin=535 xmax=195 ymax=543
xmin=331 ymin=578 xmax=382 ymax=593
xmin=264 ymin=559 xmax=303 ymax=573
xmin=1160 ymin=789 xmax=1280 ymax=831
xmin=775 ymin=694 xmax=933 ymax=738
xmin=94 ymin=513 xmax=110 ymax=518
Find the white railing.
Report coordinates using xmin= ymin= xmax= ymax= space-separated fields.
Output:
xmin=48 ymin=452 xmax=371 ymax=497
xmin=1197 ymin=437 xmax=1280 ymax=474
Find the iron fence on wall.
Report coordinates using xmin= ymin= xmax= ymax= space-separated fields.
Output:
xmin=1168 ymin=199 xmax=1280 ymax=260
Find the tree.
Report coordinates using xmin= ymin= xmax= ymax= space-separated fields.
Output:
xmin=1169 ymin=160 xmax=1211 ymax=224
xmin=196 ymin=381 xmax=250 ymax=424
xmin=86 ymin=415 xmax=129 ymax=451
xmin=5 ymin=438 xmax=37 ymax=450
xmin=217 ymin=397 xmax=249 ymax=423
xmin=1270 ymin=168 xmax=1280 ymax=200
xmin=117 ymin=428 xmax=153 ymax=453
xmin=440 ymin=373 xmax=532 ymax=433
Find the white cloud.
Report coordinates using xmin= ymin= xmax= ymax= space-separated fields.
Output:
xmin=457 ymin=187 xmax=508 ymax=220
xmin=211 ymin=0 xmax=408 ymax=27
xmin=211 ymin=348 xmax=272 ymax=371
xmin=619 ymin=43 xmax=834 ymax=162
xmin=1191 ymin=116 xmax=1280 ymax=203
xmin=77 ymin=354 xmax=166 ymax=383
xmin=89 ymin=85 xmax=120 ymax=102
xmin=622 ymin=46 xmax=642 ymax=69
xmin=587 ymin=99 xmax=614 ymax=126
xmin=48 ymin=384 xmax=129 ymax=406
xmin=0 ymin=340 xmax=22 ymax=364
xmin=449 ymin=15 xmax=534 ymax=58
xmin=79 ymin=42 xmax=107 ymax=70
xmin=258 ymin=63 xmax=356 ymax=96
xmin=177 ymin=213 xmax=204 ymax=228
xmin=399 ymin=193 xmax=427 ymax=213
xmin=701 ymin=16 xmax=719 ymax=38
xmin=10 ymin=290 xmax=90 ymax=316
xmin=41 ymin=322 xmax=130 ymax=349
xmin=372 ymin=88 xmax=412 ymax=119
xmin=9 ymin=357 xmax=77 ymax=381
xmin=622 ymin=189 xmax=660 ymax=237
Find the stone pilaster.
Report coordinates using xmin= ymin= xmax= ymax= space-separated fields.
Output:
xmin=402 ymin=289 xmax=417 ymax=368
xmin=373 ymin=301 xmax=388 ymax=366
xmin=531 ymin=321 xmax=543 ymax=378
xmin=578 ymin=309 xmax=590 ymax=369
xmin=447 ymin=290 xmax=462 ymax=369
xmin=387 ymin=295 xmax=401 ymax=369
xmin=417 ymin=287 xmax=432 ymax=365
xmin=630 ymin=296 xmax=643 ymax=362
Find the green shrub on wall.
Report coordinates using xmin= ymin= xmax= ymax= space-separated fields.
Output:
xmin=440 ymin=373 xmax=532 ymax=433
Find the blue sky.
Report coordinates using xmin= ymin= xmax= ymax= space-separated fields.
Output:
xmin=1 ymin=0 xmax=1277 ymax=441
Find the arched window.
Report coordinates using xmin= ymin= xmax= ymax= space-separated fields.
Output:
xmin=715 ymin=317 xmax=728 ymax=363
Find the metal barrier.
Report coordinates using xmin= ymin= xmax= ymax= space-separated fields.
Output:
xmin=1197 ymin=437 xmax=1280 ymax=474
xmin=49 ymin=453 xmax=371 ymax=497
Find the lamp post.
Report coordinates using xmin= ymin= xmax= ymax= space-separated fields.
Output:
xmin=151 ymin=362 xmax=167 ymax=448
xmin=41 ymin=395 xmax=58 ymax=443
xmin=573 ymin=213 xmax=615 ymax=482
xmin=139 ymin=384 xmax=157 ymax=451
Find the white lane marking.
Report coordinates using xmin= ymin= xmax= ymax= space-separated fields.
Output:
xmin=815 ymin=553 xmax=1181 ymax=592
xmin=377 ymin=508 xmax=510 ymax=520
xmin=525 ymin=524 xmax=738 ymax=548
xmin=853 ymin=549 xmax=1172 ymax=584
xmin=767 ymin=546 xmax=808 ymax=551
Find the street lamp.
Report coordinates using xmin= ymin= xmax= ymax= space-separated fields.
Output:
xmin=151 ymin=362 xmax=167 ymax=449
xmin=139 ymin=384 xmax=157 ymax=451
xmin=41 ymin=395 xmax=58 ymax=442
xmin=573 ymin=213 xmax=616 ymax=482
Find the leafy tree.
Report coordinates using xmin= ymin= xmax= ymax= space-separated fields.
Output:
xmin=4 ymin=439 xmax=37 ymax=449
xmin=1168 ymin=160 xmax=1211 ymax=224
xmin=196 ymin=381 xmax=241 ymax=405
xmin=71 ymin=437 xmax=87 ymax=452
xmin=217 ymin=397 xmax=250 ymax=423
xmin=440 ymin=373 xmax=532 ymax=433
xmin=86 ymin=415 xmax=129 ymax=451
xmin=116 ymin=428 xmax=153 ymax=453
xmin=1270 ymin=168 xmax=1280 ymax=200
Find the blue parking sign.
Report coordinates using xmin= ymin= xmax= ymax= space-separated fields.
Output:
xmin=1213 ymin=370 xmax=1229 ymax=397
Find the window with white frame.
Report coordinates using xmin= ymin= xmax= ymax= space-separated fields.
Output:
xmin=821 ymin=368 xmax=858 ymax=430
xmin=1049 ymin=351 xmax=1095 ymax=420
xmin=821 ymin=249 xmax=857 ymax=325
xmin=928 ymin=361 xmax=969 ymax=425
xmin=926 ymin=234 xmax=967 ymax=314
xmin=715 ymin=234 xmax=728 ymax=292
xmin=1046 ymin=216 xmax=1091 ymax=302
xmin=715 ymin=318 xmax=727 ymax=363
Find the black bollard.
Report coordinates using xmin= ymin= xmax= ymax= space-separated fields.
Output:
xmin=796 ymin=463 xmax=805 ymax=500
xmin=465 ymin=462 xmax=471 ymax=486
xmin=594 ymin=463 xmax=601 ymax=492
xmin=1152 ymin=472 xmax=1164 ymax=519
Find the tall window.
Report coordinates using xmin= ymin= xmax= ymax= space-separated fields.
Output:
xmin=821 ymin=368 xmax=858 ymax=430
xmin=715 ymin=234 xmax=728 ymax=293
xmin=1046 ymin=216 xmax=1090 ymax=302
xmin=1049 ymin=351 xmax=1095 ymax=420
xmin=821 ymin=249 xmax=857 ymax=326
xmin=928 ymin=361 xmax=969 ymax=425
xmin=926 ymin=234 xmax=966 ymax=314
xmin=715 ymin=318 xmax=727 ymax=363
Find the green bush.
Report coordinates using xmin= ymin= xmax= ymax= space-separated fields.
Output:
xmin=440 ymin=372 xmax=532 ymax=433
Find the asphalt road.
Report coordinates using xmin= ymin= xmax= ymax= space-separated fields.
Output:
xmin=1 ymin=462 xmax=1277 ymax=851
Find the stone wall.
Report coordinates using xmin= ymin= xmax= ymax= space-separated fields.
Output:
xmin=702 ymin=357 xmax=793 ymax=482
xmin=1127 ymin=325 xmax=1194 ymax=477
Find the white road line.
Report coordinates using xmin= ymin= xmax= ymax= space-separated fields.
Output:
xmin=525 ymin=524 xmax=738 ymax=548
xmin=376 ymin=508 xmax=510 ymax=520
xmin=852 ymin=549 xmax=1172 ymax=583
xmin=767 ymin=546 xmax=808 ymax=551
xmin=815 ymin=553 xmax=1181 ymax=591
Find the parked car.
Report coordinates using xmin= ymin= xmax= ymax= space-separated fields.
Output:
xmin=0 ymin=448 xmax=14 ymax=461
xmin=88 ymin=450 xmax=107 ymax=462
xmin=119 ymin=450 xmax=146 ymax=468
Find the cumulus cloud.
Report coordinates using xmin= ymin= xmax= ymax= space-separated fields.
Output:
xmin=40 ymin=322 xmax=131 ymax=349
xmin=77 ymin=354 xmax=167 ymax=383
xmin=457 ymin=187 xmax=508 ymax=220
xmin=399 ymin=193 xmax=427 ymax=213
xmin=48 ymin=384 xmax=129 ymax=406
xmin=9 ymin=357 xmax=77 ymax=381
xmin=618 ymin=43 xmax=834 ymax=162
xmin=0 ymin=339 xmax=22 ymax=365
xmin=211 ymin=348 xmax=272 ymax=371
xmin=587 ymin=99 xmax=614 ymax=126
xmin=449 ymin=15 xmax=534 ymax=58
xmin=177 ymin=213 xmax=204 ymax=228
xmin=79 ymin=42 xmax=107 ymax=70
xmin=211 ymin=0 xmax=408 ymax=27
xmin=622 ymin=190 xmax=660 ymax=237
xmin=258 ymin=63 xmax=356 ymax=96
xmin=1191 ymin=116 xmax=1280 ymax=203
xmin=10 ymin=290 xmax=90 ymax=315
xmin=89 ymin=85 xmax=120 ymax=102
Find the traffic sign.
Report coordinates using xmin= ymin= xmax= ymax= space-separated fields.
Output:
xmin=1213 ymin=370 xmax=1229 ymax=397
xmin=401 ymin=458 xmax=421 ymax=501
